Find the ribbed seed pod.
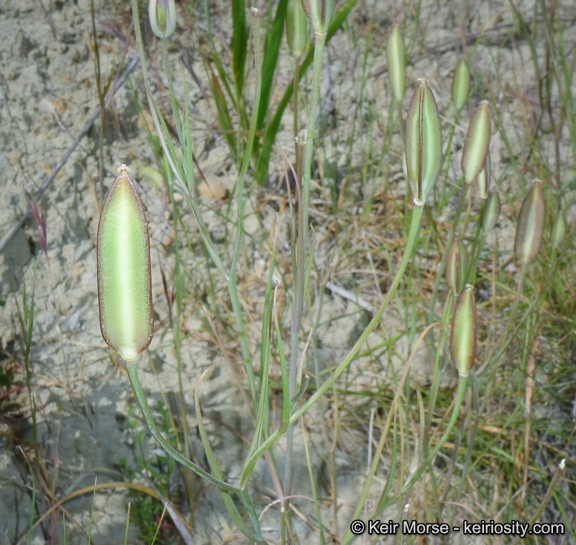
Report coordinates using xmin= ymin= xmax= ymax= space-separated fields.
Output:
xmin=462 ymin=101 xmax=491 ymax=184
xmin=149 ymin=0 xmax=176 ymax=39
xmin=482 ymin=191 xmax=501 ymax=232
xmin=97 ymin=165 xmax=154 ymax=363
xmin=450 ymin=284 xmax=477 ymax=378
xmin=477 ymin=151 xmax=491 ymax=199
xmin=514 ymin=179 xmax=546 ymax=266
xmin=551 ymin=213 xmax=566 ymax=250
xmin=405 ymin=79 xmax=442 ymax=207
xmin=301 ymin=0 xmax=333 ymax=32
xmin=387 ymin=26 xmax=405 ymax=102
xmin=286 ymin=0 xmax=308 ymax=57
xmin=452 ymin=59 xmax=470 ymax=112
xmin=446 ymin=238 xmax=469 ymax=295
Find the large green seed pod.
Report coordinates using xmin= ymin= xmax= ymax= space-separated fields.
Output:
xmin=97 ymin=165 xmax=154 ymax=362
xmin=405 ymin=79 xmax=442 ymax=207
xmin=450 ymin=284 xmax=477 ymax=377
xmin=286 ymin=0 xmax=308 ymax=57
xmin=462 ymin=101 xmax=491 ymax=184
xmin=482 ymin=191 xmax=500 ymax=232
xmin=452 ymin=59 xmax=470 ymax=112
xmin=387 ymin=25 xmax=405 ymax=102
xmin=446 ymin=238 xmax=469 ymax=295
xmin=514 ymin=179 xmax=545 ymax=266
xmin=149 ymin=0 xmax=176 ymax=39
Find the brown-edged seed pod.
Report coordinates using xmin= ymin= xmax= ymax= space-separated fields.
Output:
xmin=446 ymin=238 xmax=469 ymax=295
xmin=452 ymin=58 xmax=470 ymax=112
xmin=450 ymin=284 xmax=477 ymax=377
xmin=97 ymin=165 xmax=154 ymax=362
xmin=514 ymin=179 xmax=546 ymax=266
xmin=405 ymin=79 xmax=442 ymax=207
xmin=482 ymin=191 xmax=501 ymax=232
xmin=462 ymin=101 xmax=491 ymax=184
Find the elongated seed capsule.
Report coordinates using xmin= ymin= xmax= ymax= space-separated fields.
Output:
xmin=387 ymin=26 xmax=405 ymax=102
xmin=551 ymin=213 xmax=566 ymax=250
xmin=446 ymin=238 xmax=469 ymax=295
xmin=97 ymin=165 xmax=154 ymax=362
xmin=450 ymin=284 xmax=476 ymax=377
xmin=452 ymin=59 xmax=470 ymax=112
xmin=149 ymin=0 xmax=176 ymax=39
xmin=477 ymin=151 xmax=491 ymax=199
xmin=462 ymin=100 xmax=491 ymax=184
xmin=514 ymin=179 xmax=545 ymax=266
xmin=405 ymin=79 xmax=442 ymax=207
xmin=286 ymin=0 xmax=308 ymax=57
xmin=482 ymin=191 xmax=500 ymax=232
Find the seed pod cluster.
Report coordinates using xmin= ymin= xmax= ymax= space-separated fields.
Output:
xmin=97 ymin=165 xmax=154 ymax=363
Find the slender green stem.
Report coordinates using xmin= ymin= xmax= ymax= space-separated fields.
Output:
xmin=126 ymin=364 xmax=241 ymax=494
xmin=228 ymin=8 xmax=264 ymax=405
xmin=284 ymin=29 xmax=327 ymax=497
xmin=508 ymin=459 xmax=566 ymax=545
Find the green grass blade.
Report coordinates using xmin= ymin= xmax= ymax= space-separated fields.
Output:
xmin=231 ymin=0 xmax=248 ymax=101
xmin=255 ymin=0 xmax=358 ymax=185
xmin=256 ymin=0 xmax=289 ymax=131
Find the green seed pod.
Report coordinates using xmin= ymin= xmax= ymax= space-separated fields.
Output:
xmin=149 ymin=0 xmax=176 ymax=39
xmin=286 ymin=0 xmax=308 ymax=57
xmin=446 ymin=238 xmax=469 ymax=295
xmin=551 ymin=213 xmax=566 ymax=250
xmin=452 ymin=59 xmax=470 ymax=112
xmin=477 ymin=151 xmax=491 ymax=199
xmin=97 ymin=165 xmax=154 ymax=362
xmin=387 ymin=26 xmax=405 ymax=102
xmin=450 ymin=284 xmax=477 ymax=378
xmin=405 ymin=79 xmax=442 ymax=207
xmin=301 ymin=0 xmax=333 ymax=32
xmin=482 ymin=191 xmax=500 ymax=232
xmin=514 ymin=179 xmax=546 ymax=266
xmin=462 ymin=101 xmax=491 ymax=184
